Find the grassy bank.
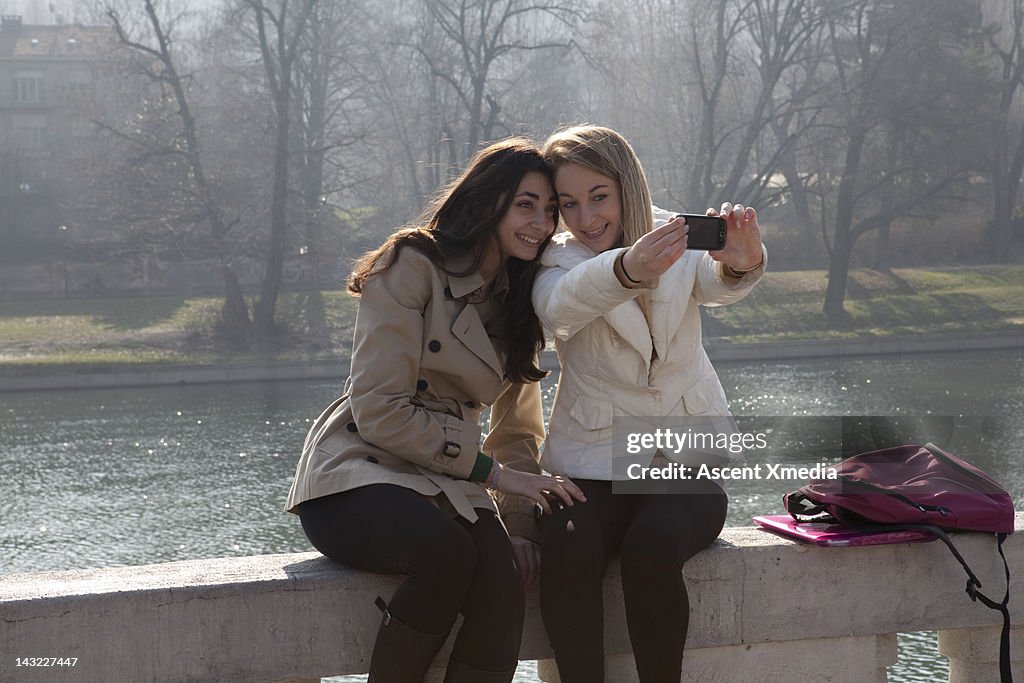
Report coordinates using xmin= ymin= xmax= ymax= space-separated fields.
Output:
xmin=0 ymin=265 xmax=1021 ymax=368
xmin=706 ymin=265 xmax=1024 ymax=343
xmin=0 ymin=291 xmax=358 ymax=367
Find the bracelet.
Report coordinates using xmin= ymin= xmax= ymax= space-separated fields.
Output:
xmin=619 ymin=252 xmax=642 ymax=284
xmin=725 ymin=255 xmax=764 ymax=278
xmin=486 ymin=461 xmax=502 ymax=490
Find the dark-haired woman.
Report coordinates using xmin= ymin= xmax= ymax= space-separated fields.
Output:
xmin=286 ymin=138 xmax=585 ymax=683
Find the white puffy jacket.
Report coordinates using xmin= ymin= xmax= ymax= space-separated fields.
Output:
xmin=532 ymin=207 xmax=767 ymax=479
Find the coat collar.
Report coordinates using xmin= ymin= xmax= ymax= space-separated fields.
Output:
xmin=543 ymin=226 xmax=694 ymax=374
xmin=444 ymin=254 xmax=510 ymax=301
xmin=442 ymin=253 xmax=506 ymax=379
xmin=544 ymin=231 xmax=654 ymax=364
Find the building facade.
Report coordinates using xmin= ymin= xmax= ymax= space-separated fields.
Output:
xmin=0 ymin=14 xmax=118 ymax=263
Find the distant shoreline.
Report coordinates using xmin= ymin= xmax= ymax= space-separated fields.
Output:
xmin=1 ymin=330 xmax=1021 ymax=393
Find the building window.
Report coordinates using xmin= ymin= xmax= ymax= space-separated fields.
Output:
xmin=14 ymin=72 xmax=45 ymax=104
xmin=63 ymin=70 xmax=93 ymax=101
xmin=12 ymin=115 xmax=48 ymax=150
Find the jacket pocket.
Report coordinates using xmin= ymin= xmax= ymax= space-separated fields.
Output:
xmin=569 ymin=394 xmax=615 ymax=431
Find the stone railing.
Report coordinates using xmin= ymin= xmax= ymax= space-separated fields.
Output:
xmin=2 ymin=513 xmax=1021 ymax=683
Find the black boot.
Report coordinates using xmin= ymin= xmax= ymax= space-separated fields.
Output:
xmin=442 ymin=659 xmax=517 ymax=683
xmin=367 ymin=597 xmax=450 ymax=683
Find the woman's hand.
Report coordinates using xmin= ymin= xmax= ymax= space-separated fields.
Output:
xmin=706 ymin=203 xmax=763 ymax=273
xmin=509 ymin=535 xmax=541 ymax=588
xmin=494 ymin=466 xmax=586 ymax=515
xmin=620 ymin=215 xmax=689 ymax=282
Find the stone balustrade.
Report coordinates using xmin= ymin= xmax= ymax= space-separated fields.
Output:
xmin=2 ymin=513 xmax=1021 ymax=683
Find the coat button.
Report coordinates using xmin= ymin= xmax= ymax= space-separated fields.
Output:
xmin=366 ymin=455 xmax=379 ymax=464
xmin=416 ymin=379 xmax=428 ymax=392
xmin=346 ymin=422 xmax=358 ymax=432
xmin=444 ymin=287 xmax=452 ymax=298
xmin=428 ymin=340 xmax=441 ymax=352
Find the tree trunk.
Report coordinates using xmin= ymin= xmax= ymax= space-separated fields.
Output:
xmin=992 ymin=113 xmax=1013 ymax=263
xmin=688 ymin=2 xmax=728 ymax=204
xmin=872 ymin=221 xmax=892 ymax=272
xmin=254 ymin=92 xmax=292 ymax=341
xmin=824 ymin=233 xmax=853 ymax=324
xmin=220 ymin=265 xmax=250 ymax=342
xmin=872 ymin=126 xmax=899 ymax=272
xmin=823 ymin=128 xmax=866 ymax=324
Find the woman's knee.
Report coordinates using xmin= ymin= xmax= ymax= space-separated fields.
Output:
xmin=413 ymin=521 xmax=478 ymax=586
xmin=473 ymin=555 xmax=525 ymax=620
xmin=540 ymin=514 xmax=609 ymax=581
xmin=619 ymin=513 xmax=720 ymax=577
xmin=466 ymin=533 xmax=524 ymax=615
xmin=619 ymin=522 xmax=687 ymax=579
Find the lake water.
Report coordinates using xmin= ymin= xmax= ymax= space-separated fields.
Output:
xmin=2 ymin=348 xmax=1022 ymax=682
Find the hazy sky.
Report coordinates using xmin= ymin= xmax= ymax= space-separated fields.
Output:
xmin=0 ymin=0 xmax=79 ymax=24
xmin=0 ymin=0 xmax=220 ymax=25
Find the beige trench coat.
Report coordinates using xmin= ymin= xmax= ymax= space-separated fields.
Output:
xmin=285 ymin=246 xmax=543 ymax=539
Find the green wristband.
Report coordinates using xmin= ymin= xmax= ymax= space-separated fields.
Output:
xmin=468 ymin=452 xmax=494 ymax=483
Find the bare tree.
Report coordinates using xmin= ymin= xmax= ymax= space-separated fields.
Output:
xmin=986 ymin=0 xmax=1024 ymax=262
xmin=106 ymin=0 xmax=251 ymax=339
xmin=713 ymin=0 xmax=829 ymax=206
xmin=233 ymin=0 xmax=318 ymax=341
xmin=414 ymin=0 xmax=582 ymax=169
xmin=817 ymin=0 xmax=987 ymax=323
xmin=293 ymin=0 xmax=371 ymax=265
xmin=587 ymin=0 xmax=829 ymax=216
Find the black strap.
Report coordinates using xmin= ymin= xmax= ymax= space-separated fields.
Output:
xmin=965 ymin=534 xmax=1012 ymax=683
xmin=909 ymin=523 xmax=1012 ymax=683
xmin=827 ymin=518 xmax=1012 ymax=683
xmin=375 ymin=595 xmax=392 ymax=626
xmin=783 ymin=491 xmax=832 ymax=519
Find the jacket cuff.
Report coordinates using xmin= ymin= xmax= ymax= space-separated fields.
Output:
xmin=502 ymin=510 xmax=541 ymax=544
xmin=716 ymin=243 xmax=768 ymax=287
xmin=614 ymin=251 xmax=646 ymax=289
xmin=498 ymin=494 xmax=540 ymax=543
xmin=430 ymin=414 xmax=482 ymax=479
xmin=468 ymin=452 xmax=494 ymax=483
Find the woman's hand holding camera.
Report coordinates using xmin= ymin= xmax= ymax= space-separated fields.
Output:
xmin=706 ymin=202 xmax=763 ymax=274
xmin=621 ymin=215 xmax=689 ymax=282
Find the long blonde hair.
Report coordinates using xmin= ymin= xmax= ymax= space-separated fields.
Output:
xmin=541 ymin=125 xmax=654 ymax=247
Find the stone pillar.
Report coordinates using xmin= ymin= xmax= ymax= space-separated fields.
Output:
xmin=537 ymin=658 xmax=560 ymax=682
xmin=535 ymin=634 xmax=898 ymax=683
xmin=938 ymin=625 xmax=1024 ymax=683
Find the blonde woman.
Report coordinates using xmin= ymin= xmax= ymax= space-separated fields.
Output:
xmin=529 ymin=125 xmax=766 ymax=682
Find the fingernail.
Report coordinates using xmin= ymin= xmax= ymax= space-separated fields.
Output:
xmin=745 ymin=209 xmax=753 ymax=219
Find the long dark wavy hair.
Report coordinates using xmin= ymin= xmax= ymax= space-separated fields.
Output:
xmin=349 ymin=137 xmax=555 ymax=383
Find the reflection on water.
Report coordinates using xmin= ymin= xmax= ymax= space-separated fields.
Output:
xmin=3 ymin=349 xmax=1022 ymax=682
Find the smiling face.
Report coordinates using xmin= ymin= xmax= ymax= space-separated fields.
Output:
xmin=495 ymin=170 xmax=558 ymax=261
xmin=553 ymin=163 xmax=623 ymax=253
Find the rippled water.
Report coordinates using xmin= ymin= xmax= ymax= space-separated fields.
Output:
xmin=3 ymin=349 xmax=1022 ymax=682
